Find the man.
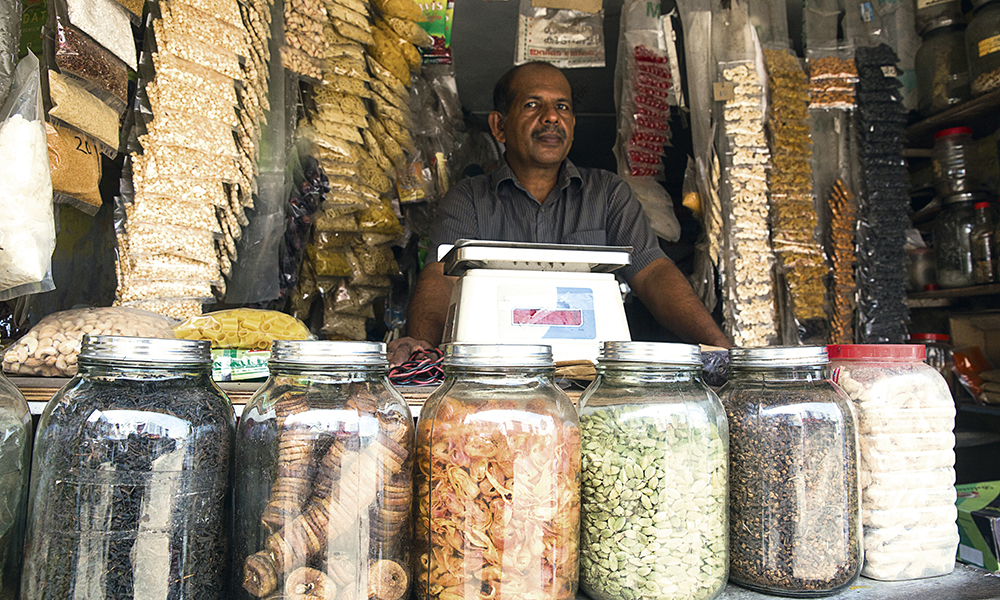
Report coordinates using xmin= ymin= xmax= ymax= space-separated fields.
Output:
xmin=388 ymin=62 xmax=729 ymax=365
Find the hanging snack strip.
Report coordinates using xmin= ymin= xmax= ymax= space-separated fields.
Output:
xmin=808 ymin=54 xmax=857 ymax=110
xmin=287 ymin=0 xmax=422 ymax=339
xmin=621 ymin=42 xmax=672 ymax=178
xmin=827 ymin=179 xmax=856 ymax=344
xmin=853 ymin=44 xmax=910 ymax=344
xmin=763 ymin=48 xmax=827 ymax=331
xmin=114 ymin=0 xmax=272 ymax=320
xmin=720 ymin=61 xmax=777 ymax=347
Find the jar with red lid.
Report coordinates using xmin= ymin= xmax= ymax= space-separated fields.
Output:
xmin=909 ymin=333 xmax=955 ymax=392
xmin=932 ymin=127 xmax=979 ymax=196
xmin=828 ymin=345 xmax=957 ymax=581
xmin=971 ymin=200 xmax=997 ymax=283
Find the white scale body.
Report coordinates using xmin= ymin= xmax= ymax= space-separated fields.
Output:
xmin=439 ymin=241 xmax=633 ymax=363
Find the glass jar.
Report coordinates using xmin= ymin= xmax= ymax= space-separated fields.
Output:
xmin=916 ymin=17 xmax=971 ymax=116
xmin=827 ymin=344 xmax=958 ymax=581
xmin=909 ymin=333 xmax=955 ymax=393
xmin=971 ymin=200 xmax=998 ymax=283
xmin=234 ymin=341 xmax=414 ymax=600
xmin=719 ymin=346 xmax=861 ymax=597
xmin=932 ymin=127 xmax=979 ymax=196
xmin=415 ymin=344 xmax=580 ymax=600
xmin=967 ymin=0 xmax=1000 ymax=95
xmin=21 ymin=336 xmax=235 ymax=599
xmin=933 ymin=192 xmax=984 ymax=288
xmin=0 ymin=372 xmax=30 ymax=600
xmin=916 ymin=0 xmax=964 ymax=33
xmin=577 ymin=342 xmax=727 ymax=600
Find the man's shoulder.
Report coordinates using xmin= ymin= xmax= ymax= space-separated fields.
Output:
xmin=570 ymin=165 xmax=627 ymax=198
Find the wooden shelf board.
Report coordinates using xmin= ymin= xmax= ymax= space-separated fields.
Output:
xmin=906 ymin=88 xmax=1000 ymax=148
xmin=907 ymin=283 xmax=1000 ymax=300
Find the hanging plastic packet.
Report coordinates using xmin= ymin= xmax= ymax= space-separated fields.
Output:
xmin=46 ymin=121 xmax=103 ymax=214
xmin=0 ymin=53 xmax=56 ymax=301
xmin=413 ymin=0 xmax=453 ymax=64
xmin=514 ymin=0 xmax=605 ymax=68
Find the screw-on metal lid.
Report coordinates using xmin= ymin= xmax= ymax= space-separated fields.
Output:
xmin=80 ymin=335 xmax=211 ymax=365
xmin=920 ymin=14 xmax=962 ymax=35
xmin=942 ymin=191 xmax=987 ymax=205
xmin=729 ymin=346 xmax=829 ymax=367
xmin=443 ymin=344 xmax=554 ymax=368
xmin=269 ymin=340 xmax=386 ymax=366
xmin=598 ymin=341 xmax=701 ymax=365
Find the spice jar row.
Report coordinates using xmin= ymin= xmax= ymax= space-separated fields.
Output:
xmin=0 ymin=337 xmax=959 ymax=600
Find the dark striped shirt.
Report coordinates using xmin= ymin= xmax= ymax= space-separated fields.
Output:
xmin=429 ymin=158 xmax=666 ymax=283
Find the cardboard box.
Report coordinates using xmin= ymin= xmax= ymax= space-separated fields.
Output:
xmin=951 ymin=312 xmax=1000 ymax=367
xmin=956 ymin=481 xmax=1000 ymax=571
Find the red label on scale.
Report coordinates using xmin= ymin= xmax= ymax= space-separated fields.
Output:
xmin=512 ymin=308 xmax=583 ymax=326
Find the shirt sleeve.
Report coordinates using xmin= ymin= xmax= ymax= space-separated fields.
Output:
xmin=604 ymin=174 xmax=668 ymax=283
xmin=428 ymin=179 xmax=481 ymax=263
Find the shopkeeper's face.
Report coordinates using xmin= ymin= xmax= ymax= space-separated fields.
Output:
xmin=491 ymin=65 xmax=576 ymax=171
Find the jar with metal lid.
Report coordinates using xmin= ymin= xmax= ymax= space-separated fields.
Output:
xmin=933 ymin=192 xmax=984 ymax=288
xmin=577 ymin=342 xmax=727 ymax=600
xmin=21 ymin=336 xmax=235 ymax=599
xmin=0 ymin=371 xmax=31 ymax=600
xmin=827 ymin=345 xmax=957 ymax=582
xmin=932 ymin=127 xmax=979 ymax=196
xmin=915 ymin=0 xmax=964 ymax=33
xmin=909 ymin=333 xmax=955 ymax=392
xmin=968 ymin=0 xmax=1000 ymax=95
xmin=234 ymin=341 xmax=413 ymax=600
xmin=916 ymin=16 xmax=971 ymax=116
xmin=719 ymin=346 xmax=861 ymax=597
xmin=971 ymin=200 xmax=998 ymax=283
xmin=415 ymin=344 xmax=580 ymax=600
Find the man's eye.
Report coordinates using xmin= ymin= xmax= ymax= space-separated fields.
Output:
xmin=525 ymin=101 xmax=538 ymax=108
xmin=558 ymin=103 xmax=571 ymax=110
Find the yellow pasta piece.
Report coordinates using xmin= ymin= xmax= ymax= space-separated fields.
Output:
xmin=173 ymin=309 xmax=312 ymax=348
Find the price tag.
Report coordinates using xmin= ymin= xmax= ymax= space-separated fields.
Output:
xmin=881 ymin=65 xmax=897 ymax=78
xmin=713 ymin=81 xmax=735 ymax=102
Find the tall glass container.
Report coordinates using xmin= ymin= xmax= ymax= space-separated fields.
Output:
xmin=234 ymin=341 xmax=413 ymax=600
xmin=578 ymin=342 xmax=727 ymax=600
xmin=971 ymin=200 xmax=998 ymax=283
xmin=0 ymin=372 xmax=30 ymax=600
xmin=719 ymin=347 xmax=861 ymax=597
xmin=828 ymin=344 xmax=958 ymax=582
xmin=21 ymin=336 xmax=235 ymax=599
xmin=916 ymin=16 xmax=971 ymax=116
xmin=415 ymin=344 xmax=580 ymax=600
xmin=932 ymin=127 xmax=979 ymax=196
xmin=933 ymin=192 xmax=983 ymax=288
xmin=967 ymin=0 xmax=1000 ymax=95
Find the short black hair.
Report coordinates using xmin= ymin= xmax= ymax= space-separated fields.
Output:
xmin=492 ymin=62 xmax=576 ymax=116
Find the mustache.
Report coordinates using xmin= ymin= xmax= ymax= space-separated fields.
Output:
xmin=532 ymin=125 xmax=566 ymax=140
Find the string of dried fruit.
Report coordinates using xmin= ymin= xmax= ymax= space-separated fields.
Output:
xmin=764 ymin=48 xmax=827 ymax=329
xmin=828 ymin=180 xmax=857 ymax=344
xmin=243 ymin=412 xmax=411 ymax=598
xmin=414 ymin=398 xmax=581 ymax=600
xmin=720 ymin=61 xmax=776 ymax=347
xmin=808 ymin=56 xmax=857 ymax=110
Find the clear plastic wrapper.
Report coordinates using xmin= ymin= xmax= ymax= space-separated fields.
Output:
xmin=307 ymin=116 xmax=363 ymax=144
xmin=46 ymin=69 xmax=120 ymax=152
xmin=329 ymin=17 xmax=374 ymax=45
xmin=127 ymin=222 xmax=220 ymax=263
xmin=367 ymin=54 xmax=408 ymax=97
xmin=325 ymin=279 xmax=376 ymax=316
xmin=147 ymin=107 xmax=239 ymax=157
xmin=310 ymin=245 xmax=354 ymax=277
xmin=146 ymin=79 xmax=237 ymax=128
xmin=151 ymin=51 xmax=238 ymax=99
xmin=46 ymin=121 xmax=103 ymax=214
xmin=375 ymin=19 xmax=420 ymax=71
xmin=357 ymin=197 xmax=403 ymax=236
xmin=320 ymin=309 xmax=367 ymax=339
xmin=135 ymin=138 xmax=240 ymax=182
xmin=52 ymin=21 xmax=129 ymax=113
xmin=373 ymin=0 xmax=426 ymax=23
xmin=61 ymin=0 xmax=137 ymax=70
xmin=0 ymin=53 xmax=56 ymax=302
xmin=326 ymin=3 xmax=370 ymax=32
xmin=123 ymin=298 xmax=204 ymax=320
xmin=863 ymin=504 xmax=957 ymax=530
xmin=369 ymin=77 xmax=408 ymax=110
xmin=369 ymin=27 xmax=411 ymax=86
xmin=175 ymin=308 xmax=312 ymax=348
xmin=1 ymin=307 xmax=175 ymax=377
xmin=159 ymin=1 xmax=249 ymax=58
xmin=0 ymin=0 xmax=19 ymax=105
xmin=154 ymin=20 xmax=242 ymax=80
xmin=117 ymin=278 xmax=215 ymax=303
xmin=351 ymin=242 xmax=399 ymax=275
xmin=387 ymin=16 xmax=433 ymax=48
xmin=124 ymin=250 xmax=221 ymax=281
xmin=128 ymin=194 xmax=222 ymax=233
xmin=135 ymin=176 xmax=228 ymax=207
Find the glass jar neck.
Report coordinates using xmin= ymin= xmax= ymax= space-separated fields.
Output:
xmin=975 ymin=208 xmax=994 ymax=225
xmin=444 ymin=365 xmax=554 ymax=383
xmin=269 ymin=364 xmax=388 ymax=381
xmin=598 ymin=363 xmax=703 ymax=384
xmin=729 ymin=364 xmax=827 ymax=382
xmin=79 ymin=361 xmax=212 ymax=380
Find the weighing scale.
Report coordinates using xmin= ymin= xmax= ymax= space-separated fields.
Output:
xmin=439 ymin=240 xmax=633 ymax=363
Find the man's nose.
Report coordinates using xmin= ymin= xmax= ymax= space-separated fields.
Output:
xmin=541 ymin=103 xmax=560 ymax=123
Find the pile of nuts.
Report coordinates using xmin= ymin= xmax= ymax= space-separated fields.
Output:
xmin=720 ymin=62 xmax=777 ymax=347
xmin=2 ymin=307 xmax=176 ymax=377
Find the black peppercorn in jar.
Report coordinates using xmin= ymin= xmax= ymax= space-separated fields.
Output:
xmin=718 ymin=346 xmax=861 ymax=597
xmin=233 ymin=341 xmax=414 ymax=600
xmin=916 ymin=16 xmax=971 ymax=116
xmin=21 ymin=336 xmax=235 ymax=600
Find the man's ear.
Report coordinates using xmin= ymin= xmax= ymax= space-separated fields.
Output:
xmin=488 ymin=111 xmax=506 ymax=144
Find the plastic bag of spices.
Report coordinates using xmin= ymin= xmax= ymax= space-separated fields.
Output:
xmin=46 ymin=69 xmax=120 ymax=154
xmin=50 ymin=20 xmax=130 ymax=114
xmin=58 ymin=0 xmax=138 ymax=70
xmin=0 ymin=53 xmax=56 ymax=302
xmin=46 ymin=121 xmax=103 ymax=215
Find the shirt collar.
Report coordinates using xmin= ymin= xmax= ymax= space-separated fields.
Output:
xmin=490 ymin=156 xmax=583 ymax=195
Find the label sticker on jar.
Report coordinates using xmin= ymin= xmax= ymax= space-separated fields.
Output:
xmin=917 ymin=0 xmax=953 ymax=8
xmin=881 ymin=65 xmax=897 ymax=78
xmin=979 ymin=34 xmax=1000 ymax=58
xmin=860 ymin=2 xmax=874 ymax=22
